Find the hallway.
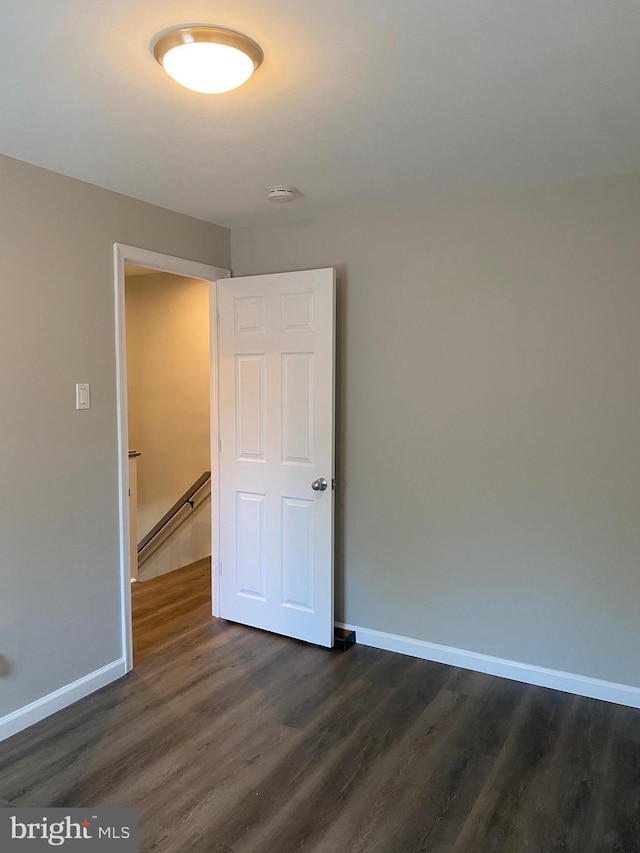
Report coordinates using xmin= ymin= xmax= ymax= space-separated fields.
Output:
xmin=132 ymin=557 xmax=211 ymax=663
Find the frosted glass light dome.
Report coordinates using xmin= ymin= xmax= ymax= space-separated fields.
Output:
xmin=153 ymin=26 xmax=263 ymax=94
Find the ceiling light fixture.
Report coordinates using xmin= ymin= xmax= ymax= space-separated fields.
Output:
xmin=152 ymin=26 xmax=263 ymax=94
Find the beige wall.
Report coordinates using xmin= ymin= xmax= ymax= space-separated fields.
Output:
xmin=232 ymin=173 xmax=640 ymax=688
xmin=135 ymin=487 xmax=211 ymax=583
xmin=0 ymin=154 xmax=229 ymax=719
xmin=125 ymin=273 xmax=210 ymax=541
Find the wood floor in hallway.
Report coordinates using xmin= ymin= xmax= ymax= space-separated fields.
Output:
xmin=1 ymin=560 xmax=640 ymax=852
xmin=131 ymin=558 xmax=213 ymax=664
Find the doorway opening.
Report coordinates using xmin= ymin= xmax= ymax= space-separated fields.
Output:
xmin=114 ymin=244 xmax=230 ymax=671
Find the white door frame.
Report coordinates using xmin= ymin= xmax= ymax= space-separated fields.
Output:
xmin=113 ymin=243 xmax=230 ymax=672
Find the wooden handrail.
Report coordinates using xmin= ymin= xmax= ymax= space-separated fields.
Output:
xmin=137 ymin=471 xmax=211 ymax=554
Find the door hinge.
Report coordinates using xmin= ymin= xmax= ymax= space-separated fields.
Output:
xmin=217 ymin=311 xmax=221 ymax=327
xmin=219 ymin=438 xmax=222 ymax=453
xmin=332 ymin=478 xmax=336 ymax=490
xmin=220 ymin=562 xmax=223 ymax=576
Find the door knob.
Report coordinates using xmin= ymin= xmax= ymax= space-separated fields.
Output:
xmin=311 ymin=477 xmax=328 ymax=491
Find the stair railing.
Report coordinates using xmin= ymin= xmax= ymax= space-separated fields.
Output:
xmin=137 ymin=471 xmax=211 ymax=557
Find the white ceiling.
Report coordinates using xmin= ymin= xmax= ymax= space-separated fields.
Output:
xmin=2 ymin=1 xmax=639 ymax=226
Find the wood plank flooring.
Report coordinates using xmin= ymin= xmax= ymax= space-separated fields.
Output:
xmin=131 ymin=558 xmax=213 ymax=664
xmin=2 ymin=560 xmax=640 ymax=851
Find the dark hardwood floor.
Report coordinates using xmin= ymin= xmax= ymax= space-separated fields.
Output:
xmin=131 ymin=558 xmax=213 ymax=665
xmin=2 ymin=560 xmax=640 ymax=851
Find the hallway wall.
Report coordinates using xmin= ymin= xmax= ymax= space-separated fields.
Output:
xmin=125 ymin=272 xmax=211 ymax=544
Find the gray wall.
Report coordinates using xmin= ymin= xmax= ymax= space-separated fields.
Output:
xmin=0 ymin=154 xmax=229 ymax=717
xmin=232 ymin=174 xmax=640 ymax=687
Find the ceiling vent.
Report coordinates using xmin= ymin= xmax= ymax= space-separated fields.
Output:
xmin=268 ymin=186 xmax=297 ymax=203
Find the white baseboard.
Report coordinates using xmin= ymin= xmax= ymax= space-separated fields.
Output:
xmin=0 ymin=659 xmax=127 ymax=743
xmin=336 ymin=622 xmax=640 ymax=709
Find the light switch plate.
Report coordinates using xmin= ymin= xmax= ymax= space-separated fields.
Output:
xmin=75 ymin=383 xmax=90 ymax=410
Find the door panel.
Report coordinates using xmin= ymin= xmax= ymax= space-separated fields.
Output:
xmin=218 ymin=269 xmax=335 ymax=647
xmin=282 ymin=352 xmax=314 ymax=464
xmin=235 ymin=354 xmax=265 ymax=460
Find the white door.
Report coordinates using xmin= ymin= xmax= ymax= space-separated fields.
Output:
xmin=218 ymin=269 xmax=335 ymax=647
